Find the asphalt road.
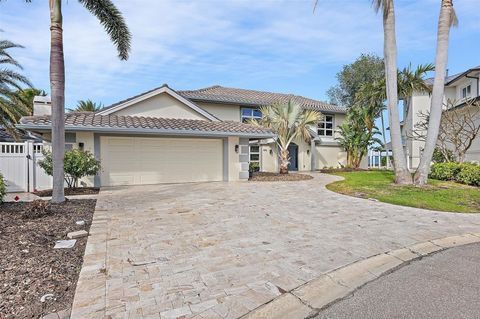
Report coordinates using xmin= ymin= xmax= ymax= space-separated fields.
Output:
xmin=315 ymin=243 xmax=480 ymax=319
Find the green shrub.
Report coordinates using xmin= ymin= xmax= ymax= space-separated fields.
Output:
xmin=430 ymin=162 xmax=480 ymax=186
xmin=429 ymin=162 xmax=462 ymax=181
xmin=456 ymin=163 xmax=480 ymax=186
xmin=0 ymin=173 xmax=6 ymax=203
xmin=249 ymin=162 xmax=260 ymax=172
xmin=39 ymin=149 xmax=101 ymax=189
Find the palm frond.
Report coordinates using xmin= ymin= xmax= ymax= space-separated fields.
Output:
xmin=79 ymin=0 xmax=131 ymax=60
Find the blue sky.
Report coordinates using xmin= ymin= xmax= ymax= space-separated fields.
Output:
xmin=0 ymin=0 xmax=479 ymax=109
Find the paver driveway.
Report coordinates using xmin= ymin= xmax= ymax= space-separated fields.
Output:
xmin=71 ymin=173 xmax=480 ymax=319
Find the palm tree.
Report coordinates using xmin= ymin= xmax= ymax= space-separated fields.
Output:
xmin=68 ymin=99 xmax=104 ymax=112
xmin=414 ymin=0 xmax=457 ymax=185
xmin=15 ymin=88 xmax=47 ymax=115
xmin=0 ymin=39 xmax=32 ymax=139
xmin=250 ymin=100 xmax=322 ymax=174
xmin=373 ymin=0 xmax=411 ymax=184
xmin=12 ymin=0 xmax=132 ymax=202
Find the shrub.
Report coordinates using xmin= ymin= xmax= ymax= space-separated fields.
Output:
xmin=23 ymin=200 xmax=52 ymax=219
xmin=429 ymin=162 xmax=462 ymax=181
xmin=249 ymin=162 xmax=260 ymax=172
xmin=0 ymin=173 xmax=6 ymax=203
xmin=430 ymin=162 xmax=480 ymax=186
xmin=39 ymin=149 xmax=101 ymax=189
xmin=457 ymin=163 xmax=480 ymax=186
xmin=432 ymin=148 xmax=455 ymax=163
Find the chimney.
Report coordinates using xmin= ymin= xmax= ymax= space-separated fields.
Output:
xmin=33 ymin=96 xmax=51 ymax=116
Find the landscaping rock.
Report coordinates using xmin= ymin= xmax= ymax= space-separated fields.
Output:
xmin=54 ymin=239 xmax=77 ymax=249
xmin=40 ymin=293 xmax=55 ymax=303
xmin=67 ymin=230 xmax=88 ymax=239
xmin=75 ymin=220 xmax=85 ymax=226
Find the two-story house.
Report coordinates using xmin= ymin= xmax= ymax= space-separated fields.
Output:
xmin=17 ymin=84 xmax=348 ymax=187
xmin=403 ymin=65 xmax=480 ymax=168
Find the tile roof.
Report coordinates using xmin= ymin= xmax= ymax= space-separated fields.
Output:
xmin=178 ymin=85 xmax=346 ymax=113
xmin=424 ymin=65 xmax=480 ymax=86
xmin=18 ymin=113 xmax=274 ymax=137
xmin=0 ymin=127 xmax=40 ymax=142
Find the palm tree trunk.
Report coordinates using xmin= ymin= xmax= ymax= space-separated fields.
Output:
xmin=49 ymin=0 xmax=65 ymax=203
xmin=279 ymin=148 xmax=289 ymax=174
xmin=414 ymin=0 xmax=454 ymax=185
xmin=383 ymin=0 xmax=411 ymax=184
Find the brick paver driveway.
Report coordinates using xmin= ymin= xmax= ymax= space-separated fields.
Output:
xmin=71 ymin=173 xmax=480 ymax=319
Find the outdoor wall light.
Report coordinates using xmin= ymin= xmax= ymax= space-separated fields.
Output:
xmin=307 ymin=149 xmax=310 ymax=155
xmin=269 ymin=149 xmax=273 ymax=155
xmin=78 ymin=142 xmax=85 ymax=150
xmin=235 ymin=145 xmax=239 ymax=153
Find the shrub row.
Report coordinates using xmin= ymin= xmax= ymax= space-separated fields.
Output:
xmin=0 ymin=173 xmax=6 ymax=203
xmin=429 ymin=162 xmax=480 ymax=186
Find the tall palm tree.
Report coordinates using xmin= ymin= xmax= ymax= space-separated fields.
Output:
xmin=250 ymin=100 xmax=322 ymax=174
xmin=68 ymin=99 xmax=103 ymax=112
xmin=414 ymin=0 xmax=457 ymax=185
xmin=0 ymin=39 xmax=32 ymax=139
xmin=373 ymin=0 xmax=411 ymax=184
xmin=12 ymin=0 xmax=132 ymax=202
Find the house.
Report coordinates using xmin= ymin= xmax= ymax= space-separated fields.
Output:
xmin=402 ymin=65 xmax=480 ymax=168
xmin=17 ymin=85 xmax=348 ymax=187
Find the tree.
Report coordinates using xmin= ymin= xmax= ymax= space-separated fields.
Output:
xmin=68 ymin=99 xmax=103 ymax=112
xmin=11 ymin=0 xmax=132 ymax=203
xmin=412 ymin=100 xmax=480 ymax=163
xmin=15 ymin=88 xmax=47 ymax=115
xmin=249 ymin=100 xmax=322 ymax=174
xmin=373 ymin=0 xmax=411 ymax=184
xmin=327 ymin=53 xmax=384 ymax=107
xmin=39 ymin=149 xmax=101 ymax=189
xmin=0 ymin=38 xmax=32 ymax=139
xmin=414 ymin=0 xmax=458 ymax=185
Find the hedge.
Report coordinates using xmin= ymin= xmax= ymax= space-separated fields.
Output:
xmin=429 ymin=162 xmax=480 ymax=186
xmin=0 ymin=173 xmax=6 ymax=203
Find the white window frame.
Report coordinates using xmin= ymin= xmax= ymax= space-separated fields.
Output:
xmin=318 ymin=114 xmax=334 ymax=137
xmin=249 ymin=144 xmax=260 ymax=164
xmin=241 ymin=107 xmax=262 ymax=123
xmin=462 ymin=84 xmax=472 ymax=99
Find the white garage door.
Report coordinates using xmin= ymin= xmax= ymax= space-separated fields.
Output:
xmin=101 ymin=136 xmax=223 ymax=186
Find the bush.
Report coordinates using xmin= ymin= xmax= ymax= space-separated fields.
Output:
xmin=39 ymin=149 xmax=101 ymax=189
xmin=430 ymin=162 xmax=480 ymax=186
xmin=432 ymin=148 xmax=455 ymax=163
xmin=0 ymin=173 xmax=6 ymax=203
xmin=456 ymin=163 xmax=480 ymax=186
xmin=23 ymin=200 xmax=52 ymax=219
xmin=249 ymin=162 xmax=260 ymax=172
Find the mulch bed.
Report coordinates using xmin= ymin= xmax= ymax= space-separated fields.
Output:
xmin=0 ymin=199 xmax=96 ymax=319
xmin=33 ymin=187 xmax=100 ymax=197
xmin=249 ymin=172 xmax=314 ymax=181
xmin=318 ymin=168 xmax=370 ymax=173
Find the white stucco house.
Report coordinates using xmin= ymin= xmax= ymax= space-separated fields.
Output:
xmin=17 ymin=85 xmax=349 ymax=187
xmin=401 ymin=65 xmax=480 ymax=168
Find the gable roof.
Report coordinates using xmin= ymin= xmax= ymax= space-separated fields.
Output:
xmin=17 ymin=113 xmax=274 ymax=138
xmin=96 ymin=84 xmax=219 ymax=121
xmin=424 ymin=65 xmax=480 ymax=86
xmin=178 ymin=85 xmax=346 ymax=113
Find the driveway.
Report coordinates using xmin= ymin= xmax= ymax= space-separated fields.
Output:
xmin=70 ymin=173 xmax=480 ymax=319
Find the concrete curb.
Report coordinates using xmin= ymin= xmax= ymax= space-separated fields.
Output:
xmin=242 ymin=233 xmax=480 ymax=319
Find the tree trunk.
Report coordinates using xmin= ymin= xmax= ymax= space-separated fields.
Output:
xmin=279 ymin=148 xmax=289 ymax=174
xmin=49 ymin=0 xmax=65 ymax=203
xmin=383 ymin=0 xmax=412 ymax=184
xmin=414 ymin=0 xmax=453 ymax=185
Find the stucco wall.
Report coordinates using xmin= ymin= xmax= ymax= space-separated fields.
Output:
xmin=112 ymin=93 xmax=207 ymax=120
xmin=195 ymin=102 xmax=241 ymax=122
xmin=316 ymin=145 xmax=347 ymax=169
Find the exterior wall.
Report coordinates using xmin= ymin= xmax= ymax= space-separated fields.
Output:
xmin=316 ymin=145 xmax=347 ymax=169
xmin=112 ymin=93 xmax=207 ymax=120
xmin=260 ymin=143 xmax=278 ymax=173
xmin=195 ymin=102 xmax=241 ymax=122
xmin=76 ymin=132 xmax=95 ymax=187
xmin=226 ymin=136 xmax=242 ymax=181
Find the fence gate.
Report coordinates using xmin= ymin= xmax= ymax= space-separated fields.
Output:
xmin=0 ymin=141 xmax=52 ymax=193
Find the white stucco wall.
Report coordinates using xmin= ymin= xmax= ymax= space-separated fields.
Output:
xmin=196 ymin=102 xmax=241 ymax=122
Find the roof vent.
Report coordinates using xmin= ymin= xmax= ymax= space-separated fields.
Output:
xmin=33 ymin=96 xmax=51 ymax=116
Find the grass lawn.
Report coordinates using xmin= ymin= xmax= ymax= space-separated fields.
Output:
xmin=326 ymin=170 xmax=480 ymax=213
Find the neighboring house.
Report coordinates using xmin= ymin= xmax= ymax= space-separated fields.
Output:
xmin=402 ymin=65 xmax=480 ymax=168
xmin=17 ymin=85 xmax=348 ymax=187
xmin=0 ymin=127 xmax=41 ymax=143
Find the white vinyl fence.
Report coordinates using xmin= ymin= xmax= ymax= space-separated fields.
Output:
xmin=0 ymin=141 xmax=52 ymax=192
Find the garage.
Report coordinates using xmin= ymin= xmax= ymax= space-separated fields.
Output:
xmin=100 ymin=136 xmax=223 ymax=186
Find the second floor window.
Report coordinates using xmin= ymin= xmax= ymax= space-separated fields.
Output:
xmin=462 ymin=85 xmax=471 ymax=99
xmin=241 ymin=108 xmax=262 ymax=123
xmin=318 ymin=114 xmax=334 ymax=137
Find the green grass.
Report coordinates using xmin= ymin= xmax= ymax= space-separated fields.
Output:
xmin=326 ymin=170 xmax=480 ymax=213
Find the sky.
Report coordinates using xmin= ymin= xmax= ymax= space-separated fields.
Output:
xmin=0 ymin=0 xmax=479 ymax=110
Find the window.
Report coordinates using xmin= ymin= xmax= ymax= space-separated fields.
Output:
xmin=241 ymin=108 xmax=262 ymax=123
xmin=462 ymin=85 xmax=471 ymax=99
xmin=249 ymin=144 xmax=260 ymax=163
xmin=318 ymin=114 xmax=334 ymax=137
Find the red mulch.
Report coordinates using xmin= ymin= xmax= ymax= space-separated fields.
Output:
xmin=0 ymin=199 xmax=96 ymax=319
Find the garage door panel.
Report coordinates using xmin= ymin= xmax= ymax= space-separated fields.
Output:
xmin=101 ymin=136 xmax=223 ymax=186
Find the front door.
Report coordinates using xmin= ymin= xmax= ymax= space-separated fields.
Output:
xmin=287 ymin=143 xmax=298 ymax=171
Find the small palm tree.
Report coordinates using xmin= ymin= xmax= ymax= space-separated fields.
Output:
xmin=68 ymin=99 xmax=104 ymax=112
xmin=250 ymin=100 xmax=322 ymax=174
xmin=8 ymin=0 xmax=132 ymax=202
xmin=0 ymin=39 xmax=32 ymax=138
